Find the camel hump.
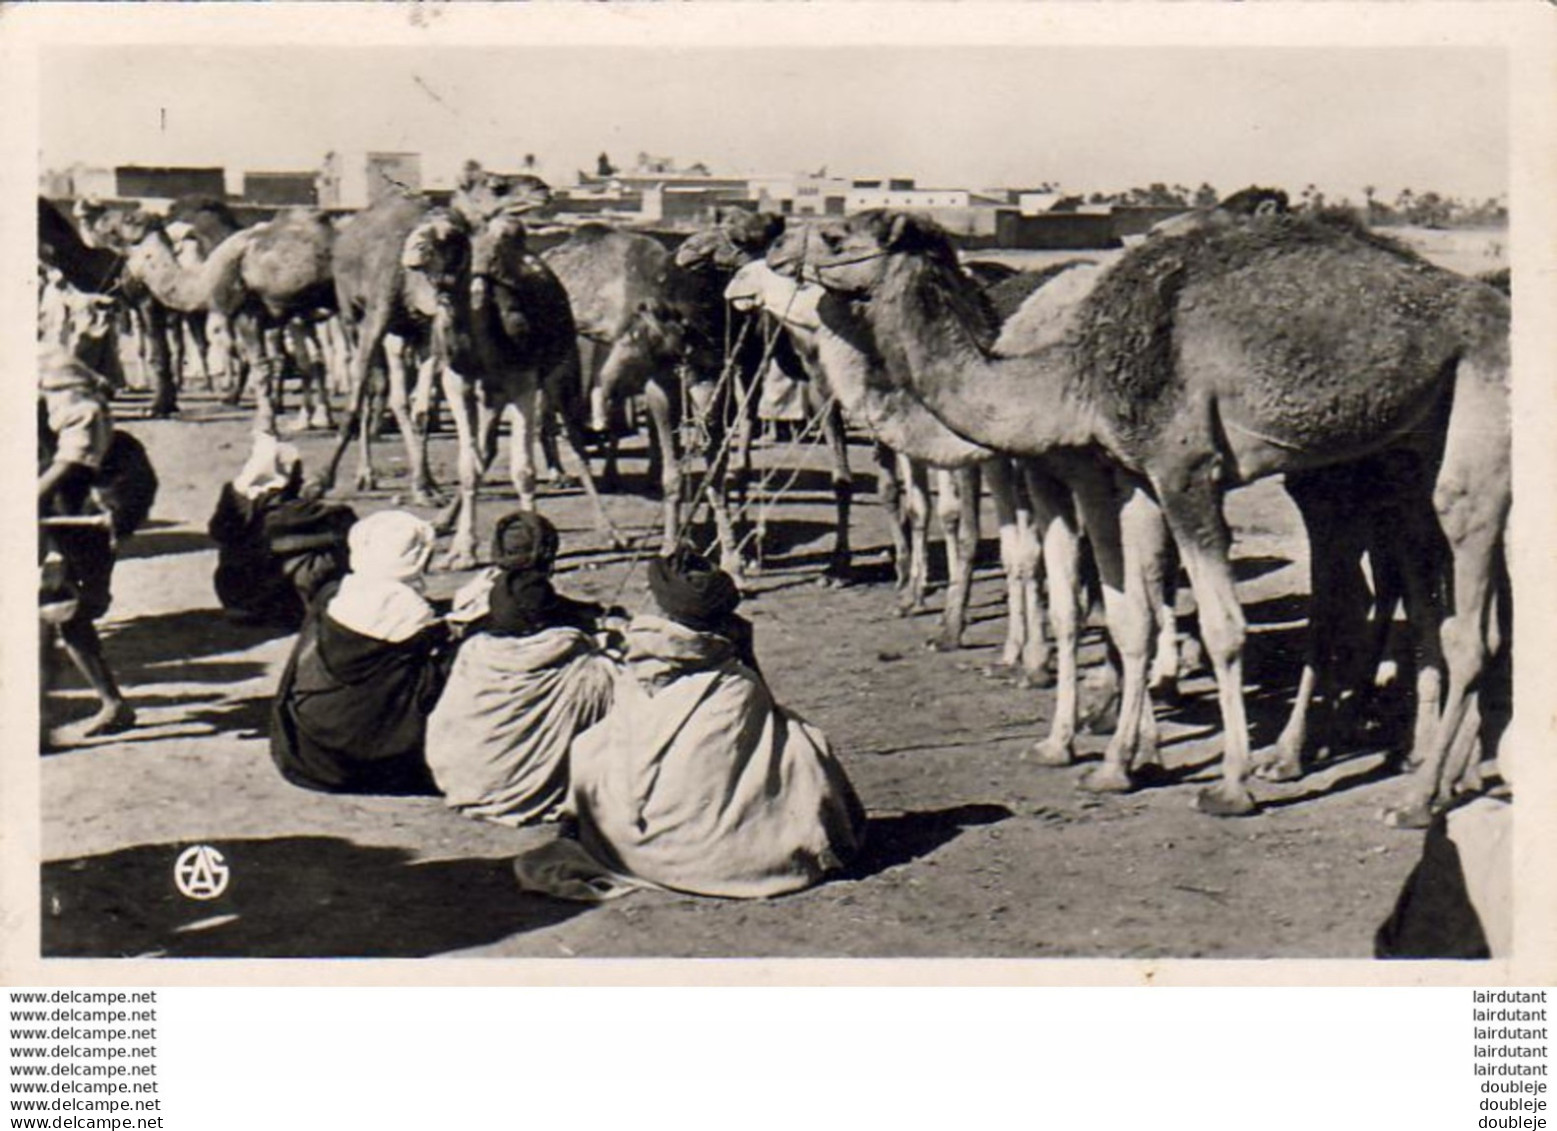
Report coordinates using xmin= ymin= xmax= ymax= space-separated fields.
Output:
xmin=993 ymin=263 xmax=1105 ymax=357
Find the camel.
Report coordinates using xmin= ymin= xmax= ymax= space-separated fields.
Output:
xmin=542 ymin=222 xmax=670 ymax=459
xmin=797 ymin=209 xmax=1509 ymax=821
xmin=726 ymin=255 xmax=1051 ymax=675
xmin=74 ymin=200 xmax=337 ymax=433
xmin=768 ymin=236 xmax=1179 ymax=773
xmin=671 ymin=211 xmax=859 ymax=582
xmin=589 ymin=257 xmax=758 ymax=577
xmin=320 ymin=163 xmax=620 ymax=567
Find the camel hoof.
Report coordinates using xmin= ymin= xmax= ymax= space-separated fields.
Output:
xmin=408 ymin=488 xmax=446 ymax=508
xmin=926 ymin=632 xmax=961 ymax=654
xmin=1080 ymin=696 xmax=1120 ymax=736
xmin=1078 ymin=764 xmax=1134 ymax=794
xmin=1027 ymin=738 xmax=1074 ymax=768
xmin=299 ymin=477 xmax=330 ymax=502
xmin=1015 ymin=666 xmax=1057 ymax=691
xmin=353 ymin=471 xmax=377 ymax=493
xmin=1381 ymin=801 xmax=1434 ymax=830
xmin=1252 ymin=750 xmax=1305 ymax=783
xmin=1194 ymin=784 xmax=1258 ymax=817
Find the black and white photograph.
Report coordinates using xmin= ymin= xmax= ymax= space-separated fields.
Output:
xmin=9 ymin=2 xmax=1553 ymax=975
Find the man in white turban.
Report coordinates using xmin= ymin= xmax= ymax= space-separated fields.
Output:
xmin=270 ymin=509 xmax=453 ymax=794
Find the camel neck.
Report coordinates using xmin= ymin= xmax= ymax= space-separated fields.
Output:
xmin=864 ymin=256 xmax=1099 ymax=456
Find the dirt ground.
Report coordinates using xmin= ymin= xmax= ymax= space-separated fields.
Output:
xmin=40 ymin=401 xmax=1445 ymax=962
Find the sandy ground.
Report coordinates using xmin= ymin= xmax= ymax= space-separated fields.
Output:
xmin=40 ymin=402 xmax=1442 ymax=961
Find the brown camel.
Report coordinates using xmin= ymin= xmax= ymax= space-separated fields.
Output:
xmin=798 ymin=210 xmax=1509 ymax=821
xmin=542 ymin=222 xmax=670 ymax=453
xmin=766 ymin=239 xmax=1179 ymax=774
xmin=75 ymin=200 xmax=337 ymax=433
xmin=723 ymin=256 xmax=1048 ymax=674
xmin=321 ymin=163 xmax=619 ymax=566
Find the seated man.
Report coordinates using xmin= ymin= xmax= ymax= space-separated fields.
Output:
xmin=426 ymin=512 xmax=620 ymax=827
xmin=514 ymin=549 xmax=866 ymax=901
xmin=209 ymin=432 xmax=356 ymax=627
xmin=270 ymin=509 xmax=452 ymax=795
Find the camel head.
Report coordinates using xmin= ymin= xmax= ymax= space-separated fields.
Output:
xmin=72 ymin=200 xmax=150 ymax=252
xmin=597 ymin=301 xmax=692 ymax=405
xmin=675 ymin=210 xmax=785 ymax=273
xmin=452 ymin=160 xmax=552 ymax=229
xmin=802 ymin=210 xmax=960 ymax=296
xmin=400 ymin=209 xmax=471 ymax=319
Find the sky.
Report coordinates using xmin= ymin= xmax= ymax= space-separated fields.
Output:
xmin=40 ymin=44 xmax=1508 ymax=203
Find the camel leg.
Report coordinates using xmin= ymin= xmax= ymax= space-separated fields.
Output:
xmin=874 ymin=442 xmax=912 ymax=589
xmin=140 ymin=299 xmax=177 ymax=418
xmin=297 ymin=321 xmax=335 ymax=432
xmin=932 ymin=465 xmax=980 ymax=651
xmin=437 ymin=367 xmax=483 ymax=570
xmin=641 ymin=381 xmax=682 ymax=551
xmin=232 ymin=312 xmax=277 ymax=437
xmin=1071 ymin=465 xmax=1155 ymax=794
xmin=899 ymin=458 xmax=931 ymax=616
xmin=167 ymin=315 xmax=187 ymax=393
xmin=818 ymin=400 xmax=855 ymax=585
xmin=1385 ymin=367 xmax=1509 ymax=827
xmin=1027 ymin=465 xmax=1083 ymax=767
xmin=378 ymin=338 xmax=437 ymax=506
xmin=1258 ymin=471 xmax=1357 ymax=781
xmin=506 ymin=383 xmax=541 ymax=513
xmin=314 ymin=305 xmax=387 ymax=496
xmin=1153 ymin=461 xmax=1257 ymax=816
xmin=547 ymin=382 xmax=628 ymax=550
xmin=186 ymin=312 xmax=214 ymax=393
xmin=1010 ymin=461 xmax=1052 ymax=683
xmin=987 ymin=458 xmax=1047 ymax=675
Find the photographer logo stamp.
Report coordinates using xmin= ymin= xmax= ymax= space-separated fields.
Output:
xmin=174 ymin=845 xmax=231 ymax=900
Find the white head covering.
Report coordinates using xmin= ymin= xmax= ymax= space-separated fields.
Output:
xmin=326 ymin=510 xmax=439 ymax=643
xmin=347 ymin=510 xmax=437 ymax=581
xmin=232 ymin=431 xmax=303 ymax=501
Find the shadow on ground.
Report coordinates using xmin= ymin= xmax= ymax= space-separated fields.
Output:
xmin=42 ymin=836 xmax=584 ymax=958
xmin=849 ymin=803 xmax=1013 ymax=879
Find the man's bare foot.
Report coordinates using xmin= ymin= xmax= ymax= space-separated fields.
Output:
xmin=50 ymin=701 xmax=135 ymax=745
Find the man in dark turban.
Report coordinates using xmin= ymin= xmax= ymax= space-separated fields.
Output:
xmin=426 ymin=511 xmax=619 ymax=826
xmin=513 ymin=546 xmax=864 ymax=901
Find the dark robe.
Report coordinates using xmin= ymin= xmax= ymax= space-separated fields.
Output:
xmin=270 ymin=584 xmax=452 ymax=795
xmin=209 ymin=485 xmax=355 ymax=627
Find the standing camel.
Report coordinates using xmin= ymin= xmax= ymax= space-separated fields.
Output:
xmin=75 ymin=201 xmax=337 ymax=433
xmin=765 ymin=239 xmax=1179 ymax=772
xmin=797 ymin=210 xmax=1509 ymax=821
xmin=673 ymin=211 xmax=857 ymax=584
xmin=724 ymin=256 xmax=1052 ymax=678
xmin=320 ymin=163 xmax=619 ymax=566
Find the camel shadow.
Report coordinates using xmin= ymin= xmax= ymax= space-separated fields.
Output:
xmin=848 ymin=803 xmax=1014 ymax=880
xmin=42 ymin=836 xmax=584 ymax=958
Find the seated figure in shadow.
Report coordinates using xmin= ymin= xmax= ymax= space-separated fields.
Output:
xmin=270 ymin=510 xmax=452 ymax=795
xmin=426 ymin=512 xmax=621 ymax=827
xmin=514 ymin=548 xmax=866 ymax=901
